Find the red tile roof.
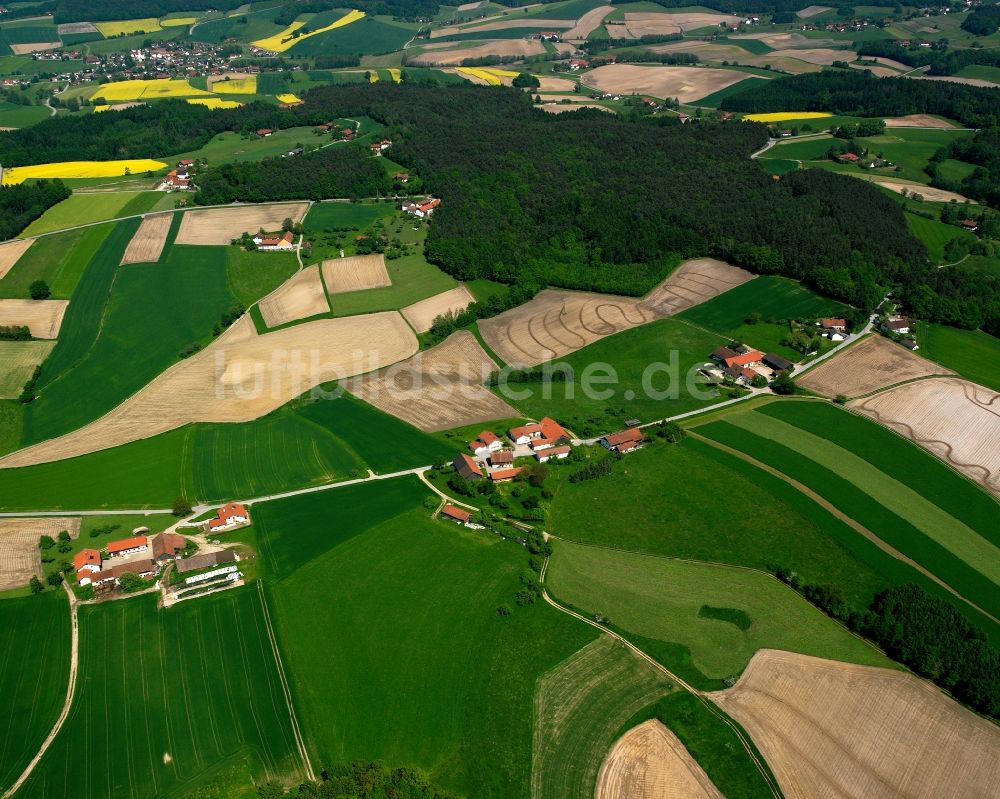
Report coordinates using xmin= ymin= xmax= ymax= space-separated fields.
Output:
xmin=151 ymin=532 xmax=185 ymax=559
xmin=454 ymin=453 xmax=483 ymax=479
xmin=107 ymin=536 xmax=148 ymax=554
xmin=604 ymin=429 xmax=644 ymax=447
xmin=820 ymin=318 xmax=846 ymax=329
xmin=538 ymin=445 xmax=571 ymax=458
xmin=73 ymin=549 xmax=101 ymax=571
xmin=441 ymin=505 xmax=471 ymax=523
xmin=489 ymin=467 xmax=523 ymax=481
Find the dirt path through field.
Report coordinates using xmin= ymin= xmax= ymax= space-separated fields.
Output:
xmin=1 ymin=582 xmax=78 ymax=799
xmin=687 ymin=429 xmax=1000 ymax=626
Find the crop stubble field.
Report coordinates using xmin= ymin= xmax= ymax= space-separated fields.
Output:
xmin=712 ymin=649 xmax=1000 ymax=799
xmin=0 ymin=299 xmax=68 ymax=339
xmin=321 ymin=253 xmax=392 ymax=294
xmin=119 ymin=213 xmax=173 ymax=265
xmin=346 ymin=330 xmax=517 ymax=431
xmin=400 ymin=284 xmax=474 ymax=333
xmin=797 ymin=334 xmax=951 ymax=397
xmin=0 ymin=312 xmax=417 ymax=468
xmin=0 ymin=238 xmax=32 ymax=280
xmin=851 ymin=377 xmax=1000 ymax=497
xmin=0 ymin=341 xmax=53 ymax=398
xmin=582 ymin=65 xmax=755 ymax=102
xmin=176 ymin=204 xmax=309 ymax=245
xmin=258 ymin=265 xmax=330 ymax=327
xmin=0 ymin=516 xmax=79 ymax=589
xmin=595 ymin=720 xmax=723 ymax=799
xmin=479 ymin=258 xmax=751 ymax=366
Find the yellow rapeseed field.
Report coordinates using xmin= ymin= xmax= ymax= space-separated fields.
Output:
xmin=214 ymin=76 xmax=257 ymax=94
xmin=2 ymin=160 xmax=168 ymax=185
xmin=369 ymin=71 xmax=379 ymax=83
xmin=481 ymin=67 xmax=520 ymax=78
xmin=275 ymin=93 xmax=303 ymax=104
xmin=93 ymin=79 xmax=213 ymax=102
xmin=387 ymin=68 xmax=402 ymax=83
xmin=743 ymin=111 xmax=833 ymax=123
xmin=455 ymin=67 xmax=502 ymax=86
xmin=160 ymin=17 xmax=197 ymax=27
xmin=252 ymin=9 xmax=365 ymax=53
xmin=187 ymin=98 xmax=243 ymax=109
xmin=94 ymin=18 xmax=163 ymax=37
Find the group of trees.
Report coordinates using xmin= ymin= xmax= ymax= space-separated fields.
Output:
xmin=858 ymin=40 xmax=1000 ymax=77
xmin=928 ymin=127 xmax=1000 ymax=210
xmin=257 ymin=761 xmax=456 ymax=798
xmin=719 ymin=69 xmax=1000 ymax=128
xmin=961 ymin=3 xmax=1000 ymax=36
xmin=0 ymin=181 xmax=70 ymax=243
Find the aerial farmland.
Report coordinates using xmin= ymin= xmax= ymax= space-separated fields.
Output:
xmin=0 ymin=0 xmax=999 ymax=796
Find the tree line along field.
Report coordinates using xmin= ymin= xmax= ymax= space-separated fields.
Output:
xmin=13 ymin=588 xmax=305 ymax=799
xmin=0 ymin=393 xmax=453 ymax=511
xmin=691 ymin=401 xmax=1000 ymax=638
xmin=0 ymin=591 xmax=70 ymax=793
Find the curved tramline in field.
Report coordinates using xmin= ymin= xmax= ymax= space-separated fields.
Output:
xmin=346 ymin=330 xmax=516 ymax=432
xmin=712 ymin=649 xmax=1000 ymax=799
xmin=0 ymin=312 xmax=418 ymax=468
xmin=478 ymin=258 xmax=752 ymax=367
xmin=851 ymin=377 xmax=1000 ymax=497
xmin=595 ymin=720 xmax=724 ymax=799
xmin=175 ymin=203 xmax=309 ymax=246
xmin=258 ymin=264 xmax=330 ymax=328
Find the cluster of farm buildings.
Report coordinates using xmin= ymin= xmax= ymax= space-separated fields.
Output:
xmin=161 ymin=158 xmax=196 ymax=191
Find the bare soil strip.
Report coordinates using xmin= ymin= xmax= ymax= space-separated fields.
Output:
xmin=401 ymin=285 xmax=474 ymax=333
xmin=120 ymin=213 xmax=173 ymax=265
xmin=595 ymin=719 xmax=724 ymax=799
xmin=0 ymin=312 xmax=417 ymax=467
xmin=10 ymin=43 xmax=61 ymax=55
xmin=321 ymin=253 xmax=391 ymax=294
xmin=540 ymin=104 xmax=614 ymax=114
xmin=797 ymin=334 xmax=952 ymax=398
xmin=258 ymin=265 xmax=330 ymax=327
xmin=564 ymin=5 xmax=614 ymax=39
xmin=0 ymin=238 xmax=33 ymax=281
xmin=884 ymin=114 xmax=956 ymax=128
xmin=0 ymin=299 xmax=69 ymax=339
xmin=711 ymin=649 xmax=1000 ymax=799
xmin=175 ymin=203 xmax=309 ymax=245
xmin=479 ymin=258 xmax=751 ymax=367
xmin=0 ymin=517 xmax=80 ymax=590
xmin=581 ymin=64 xmax=754 ymax=103
xmin=345 ymin=330 xmax=516 ymax=432
xmin=867 ymin=178 xmax=972 ymax=204
xmin=850 ymin=377 xmax=1000 ymax=497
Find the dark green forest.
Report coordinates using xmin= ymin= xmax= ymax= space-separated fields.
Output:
xmin=961 ymin=3 xmax=1000 ymax=36
xmin=929 ymin=127 xmax=1000 ymax=210
xmin=719 ymin=69 xmax=1000 ymax=128
xmin=0 ymin=180 xmax=70 ymax=242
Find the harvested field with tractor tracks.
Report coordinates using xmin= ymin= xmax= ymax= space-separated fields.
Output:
xmin=595 ymin=720 xmax=724 ymax=799
xmin=175 ymin=203 xmax=309 ymax=245
xmin=0 ymin=312 xmax=417 ymax=467
xmin=0 ymin=299 xmax=69 ymax=339
xmin=797 ymin=334 xmax=951 ymax=398
xmin=0 ymin=340 xmax=54 ymax=398
xmin=401 ymin=285 xmax=474 ymax=333
xmin=345 ymin=330 xmax=516 ymax=431
xmin=564 ymin=5 xmax=614 ymax=39
xmin=712 ymin=649 xmax=1000 ymax=799
xmin=119 ymin=213 xmax=173 ymax=265
xmin=258 ymin=264 xmax=330 ymax=327
xmin=581 ymin=64 xmax=756 ymax=103
xmin=409 ymin=39 xmax=546 ymax=65
xmin=850 ymin=377 xmax=1000 ymax=497
xmin=321 ymin=253 xmax=391 ymax=294
xmin=0 ymin=516 xmax=79 ymax=590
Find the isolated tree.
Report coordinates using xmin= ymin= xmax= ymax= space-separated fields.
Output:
xmin=29 ymin=575 xmax=43 ymax=594
xmin=172 ymin=496 xmax=192 ymax=517
xmin=281 ymin=217 xmax=294 ymax=232
xmin=46 ymin=571 xmax=63 ymax=587
xmin=29 ymin=280 xmax=50 ymax=300
xmin=657 ymin=421 xmax=686 ymax=443
xmin=512 ymin=73 xmax=540 ymax=89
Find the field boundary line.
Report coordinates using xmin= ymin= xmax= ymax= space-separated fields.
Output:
xmin=2 ymin=583 xmax=79 ymax=799
xmin=255 ymin=581 xmax=314 ymax=781
xmin=538 ymin=557 xmax=783 ymax=799
xmin=687 ymin=430 xmax=1000 ymax=626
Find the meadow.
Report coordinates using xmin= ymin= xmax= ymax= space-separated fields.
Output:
xmin=21 ymin=191 xmax=162 ymax=237
xmin=0 ymin=341 xmax=53 ymax=398
xmin=0 ymin=401 xmax=20 ymax=456
xmin=13 ymin=589 xmax=305 ymax=799
xmin=678 ymin=275 xmax=847 ymax=359
xmin=915 ymin=321 xmax=1000 ymax=391
xmin=0 ymin=227 xmax=103 ymax=300
xmin=23 ymin=240 xmax=237 ymax=444
xmin=697 ymin=77 xmax=770 ymax=108
xmin=546 ymin=538 xmax=891 ymax=686
xmin=0 ymin=102 xmax=49 ymax=129
xmin=0 ymin=591 xmax=70 ymax=793
xmin=695 ymin=403 xmax=1000 ymax=624
xmin=226 ymin=247 xmax=298 ymax=308
xmin=304 ymin=201 xmax=396 ymax=231
xmin=326 ymin=249 xmax=458 ymax=316
xmin=505 ymin=317 xmax=729 ymax=438
xmin=905 ymin=211 xmax=975 ymax=263
xmin=171 ymin=126 xmax=324 ymax=165
xmin=285 ymin=16 xmax=416 ymax=56
xmin=256 ymin=481 xmax=598 ymax=798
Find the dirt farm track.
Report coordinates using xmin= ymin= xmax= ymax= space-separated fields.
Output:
xmin=712 ymin=649 xmax=1000 ymax=799
xmin=595 ymin=720 xmax=724 ymax=799
xmin=850 ymin=377 xmax=1000 ymax=497
xmin=478 ymin=258 xmax=752 ymax=367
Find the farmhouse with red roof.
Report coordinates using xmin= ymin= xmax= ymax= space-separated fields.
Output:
xmin=441 ymin=505 xmax=472 ymax=524
xmin=107 ymin=535 xmax=149 ymax=559
xmin=711 ymin=346 xmax=763 ymax=369
xmin=453 ymin=453 xmax=484 ymax=482
xmin=207 ymin=502 xmax=250 ymax=532
xmin=509 ymin=417 xmax=568 ymax=446
xmin=469 ymin=430 xmax=503 ymax=458
xmin=601 ymin=428 xmax=644 ymax=454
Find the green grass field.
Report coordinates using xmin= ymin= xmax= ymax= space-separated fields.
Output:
xmin=854 ymin=128 xmax=973 ymax=183
xmin=0 ymin=340 xmax=53 ymax=398
xmin=304 ymin=201 xmax=396 ymax=231
xmin=915 ymin=321 xmax=1000 ymax=392
xmin=695 ymin=403 xmax=1000 ymax=624
xmin=547 ymin=539 xmax=890 ymax=685
xmin=21 ymin=191 xmax=162 ymax=237
xmin=936 ymin=157 xmax=977 ymax=183
xmin=679 ymin=275 xmax=848 ymax=360
xmin=955 ymin=64 xmax=1000 ymax=84
xmin=255 ymin=479 xmax=597 ymax=797
xmin=0 ymin=400 xmax=21 ymax=456
xmin=505 ymin=317 xmax=729 ymax=438
xmin=327 ymin=250 xmax=458 ymax=315
xmin=225 ymin=247 xmax=298 ymax=308
xmin=170 ymin=126 xmax=322 ymax=165
xmin=905 ymin=212 xmax=976 ymax=263
xmin=0 ymin=591 xmax=71 ymax=792
xmin=14 ymin=588 xmax=304 ymax=799
xmin=286 ymin=16 xmax=416 ymax=55
xmin=23 ymin=242 xmax=237 ymax=444
xmin=0 ymin=102 xmax=50 ymax=128
xmin=0 ymin=225 xmax=108 ymax=300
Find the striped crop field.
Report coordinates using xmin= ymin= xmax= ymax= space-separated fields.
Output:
xmin=1 ymin=160 xmax=167 ymax=185
xmin=455 ymin=67 xmax=502 ymax=85
xmin=14 ymin=588 xmax=304 ymax=799
xmin=253 ymin=9 xmax=365 ymax=53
